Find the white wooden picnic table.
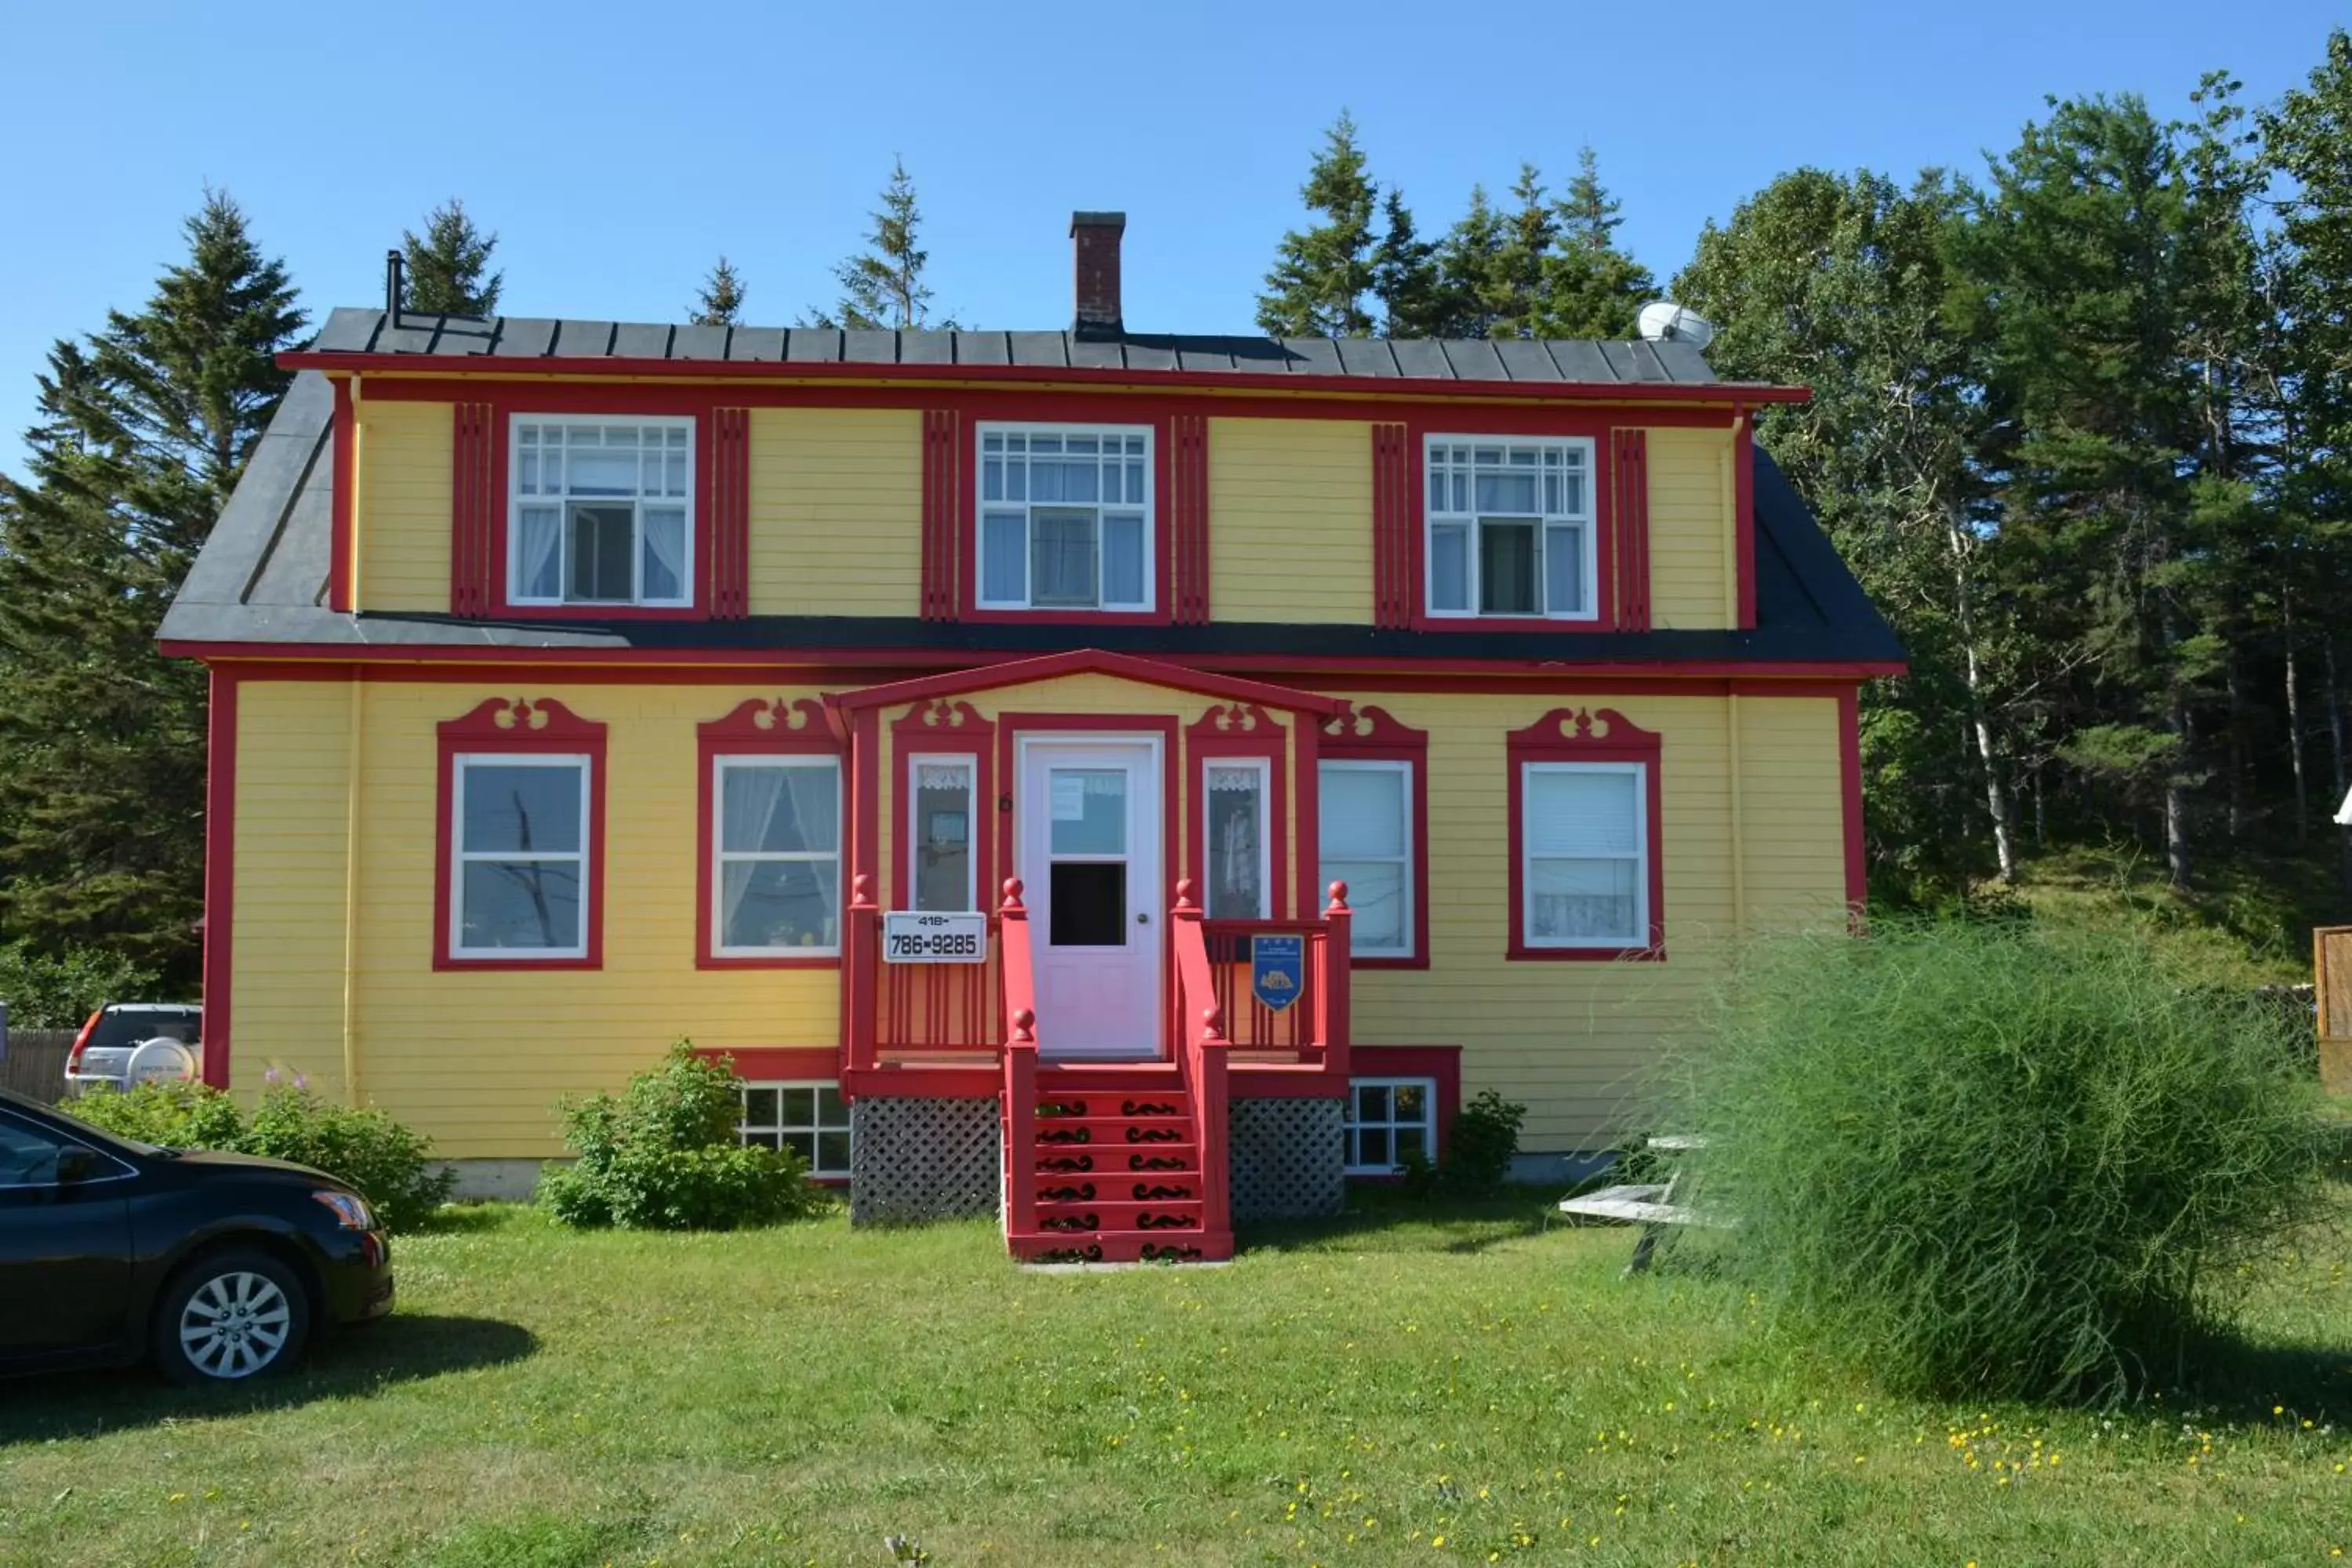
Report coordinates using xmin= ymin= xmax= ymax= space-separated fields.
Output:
xmin=1555 ymin=1135 xmax=1714 ymax=1274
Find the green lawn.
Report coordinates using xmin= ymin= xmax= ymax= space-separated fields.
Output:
xmin=3 ymin=1191 xmax=2350 ymax=1567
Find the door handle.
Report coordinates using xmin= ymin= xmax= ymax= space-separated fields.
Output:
xmin=1137 ymin=912 xmax=1152 ymax=924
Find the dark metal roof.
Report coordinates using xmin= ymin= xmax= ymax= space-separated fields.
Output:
xmin=303 ymin=306 xmax=1752 ymax=387
xmin=157 ymin=370 xmax=1901 ymax=669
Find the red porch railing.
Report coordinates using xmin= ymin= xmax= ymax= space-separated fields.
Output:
xmin=1192 ymin=884 xmax=1353 ymax=1073
xmin=844 ymin=877 xmax=1004 ymax=1073
xmin=1170 ymin=880 xmax=1232 ymax=1244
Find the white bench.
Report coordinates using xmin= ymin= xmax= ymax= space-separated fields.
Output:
xmin=1555 ymin=1136 xmax=1711 ymax=1274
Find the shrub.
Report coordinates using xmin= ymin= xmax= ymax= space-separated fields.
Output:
xmin=1439 ymin=1089 xmax=1526 ymax=1196
xmin=1668 ymin=920 xmax=2325 ymax=1403
xmin=66 ymin=1079 xmax=454 ymax=1232
xmin=0 ymin=940 xmax=159 ymax=1029
xmin=539 ymin=1041 xmax=817 ymax=1231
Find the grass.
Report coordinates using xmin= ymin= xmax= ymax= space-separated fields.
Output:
xmin=2005 ymin=841 xmax=2347 ymax=987
xmin=2 ymin=1190 xmax=2350 ymax=1567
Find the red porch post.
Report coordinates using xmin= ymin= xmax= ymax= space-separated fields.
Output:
xmin=1319 ymin=880 xmax=1352 ymax=1082
xmin=844 ymin=873 xmax=880 ymax=1076
xmin=998 ymin=878 xmax=1039 ymax=1243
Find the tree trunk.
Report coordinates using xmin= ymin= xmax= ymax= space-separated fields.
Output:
xmin=1946 ymin=505 xmax=2016 ymax=882
xmin=2165 ymin=688 xmax=2192 ymax=890
xmin=2033 ymin=763 xmax=2047 ymax=848
xmin=2286 ymin=593 xmax=2309 ymax=842
xmin=2224 ymin=654 xmax=2246 ymax=843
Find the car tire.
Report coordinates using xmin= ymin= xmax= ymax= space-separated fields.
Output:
xmin=152 ymin=1249 xmax=311 ymax=1385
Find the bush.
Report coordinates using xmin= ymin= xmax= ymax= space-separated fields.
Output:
xmin=1439 ymin=1089 xmax=1526 ymax=1196
xmin=1668 ymin=920 xmax=2325 ymax=1403
xmin=539 ymin=1041 xmax=818 ymax=1231
xmin=0 ymin=940 xmax=159 ymax=1029
xmin=67 ymin=1079 xmax=454 ymax=1232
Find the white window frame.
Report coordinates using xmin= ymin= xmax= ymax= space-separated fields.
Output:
xmin=1345 ymin=1076 xmax=1437 ymax=1175
xmin=736 ymin=1080 xmax=854 ymax=1178
xmin=1318 ymin=758 xmax=1414 ymax=960
xmin=712 ymin=754 xmax=844 ymax=960
xmin=975 ymin=422 xmax=1156 ymax=612
xmin=451 ymin=753 xmax=593 ymax=960
xmin=1424 ymin=434 xmax=1599 ymax=621
xmin=510 ymin=414 xmax=696 ymax=609
xmin=1201 ymin=757 xmax=1272 ymax=920
xmin=906 ymin=752 xmax=979 ymax=913
xmin=1520 ymin=760 xmax=1650 ymax=950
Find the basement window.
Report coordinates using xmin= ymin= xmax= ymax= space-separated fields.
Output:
xmin=976 ymin=424 xmax=1153 ymax=612
xmin=1345 ymin=1077 xmax=1435 ymax=1174
xmin=511 ymin=416 xmax=694 ymax=608
xmin=738 ymin=1082 xmax=852 ymax=1178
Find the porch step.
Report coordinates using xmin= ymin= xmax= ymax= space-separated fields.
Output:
xmin=1030 ymin=1144 xmax=1200 ymax=1175
xmin=1029 ymin=1115 xmax=1194 ymax=1143
xmin=1010 ymin=1229 xmax=1236 ymax=1265
xmin=1006 ymin=1076 xmax=1228 ymax=1265
xmin=1034 ymin=1203 xmax=1204 ymax=1232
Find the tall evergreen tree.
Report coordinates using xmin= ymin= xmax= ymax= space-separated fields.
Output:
xmin=691 ymin=256 xmax=749 ymax=326
xmin=1486 ymin=163 xmax=1558 ymax=337
xmin=1257 ymin=113 xmax=1379 ymax=337
xmin=1368 ymin=187 xmax=1446 ymax=338
xmin=0 ymin=193 xmax=306 ymax=978
xmin=401 ymin=198 xmax=503 ymax=317
xmin=813 ymin=158 xmax=948 ymax=330
xmin=1435 ymin=185 xmax=1509 ymax=339
xmin=1539 ymin=147 xmax=1656 ymax=338
xmin=1558 ymin=146 xmax=1624 ymax=249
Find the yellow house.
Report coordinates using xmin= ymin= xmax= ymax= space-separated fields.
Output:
xmin=161 ymin=213 xmax=1900 ymax=1261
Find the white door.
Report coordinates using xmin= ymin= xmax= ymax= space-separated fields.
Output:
xmin=1018 ymin=737 xmax=1163 ymax=1060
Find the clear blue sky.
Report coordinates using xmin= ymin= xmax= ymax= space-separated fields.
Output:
xmin=1 ymin=0 xmax=2341 ymax=477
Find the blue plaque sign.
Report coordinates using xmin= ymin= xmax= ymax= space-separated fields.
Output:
xmin=1250 ymin=934 xmax=1305 ymax=1013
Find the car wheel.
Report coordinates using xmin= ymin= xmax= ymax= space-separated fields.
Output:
xmin=153 ymin=1250 xmax=310 ymax=1385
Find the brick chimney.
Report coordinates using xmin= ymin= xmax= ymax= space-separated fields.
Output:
xmin=1070 ymin=211 xmax=1126 ymax=340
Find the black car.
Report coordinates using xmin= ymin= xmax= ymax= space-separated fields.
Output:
xmin=0 ymin=1087 xmax=394 ymax=1382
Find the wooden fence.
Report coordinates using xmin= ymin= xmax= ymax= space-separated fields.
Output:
xmin=2313 ymin=927 xmax=2352 ymax=1098
xmin=1 ymin=1029 xmax=76 ymax=1103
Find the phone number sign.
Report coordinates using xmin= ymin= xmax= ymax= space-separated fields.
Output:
xmin=882 ymin=910 xmax=988 ymax=963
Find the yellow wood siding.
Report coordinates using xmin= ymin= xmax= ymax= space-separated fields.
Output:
xmin=356 ymin=400 xmax=451 ymax=612
xmin=1643 ymin=426 xmax=1732 ymax=630
xmin=1207 ymin=418 xmax=1374 ymax=624
xmin=746 ymin=408 xmax=923 ymax=617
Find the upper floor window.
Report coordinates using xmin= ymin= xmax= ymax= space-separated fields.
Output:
xmin=978 ymin=424 xmax=1152 ymax=612
xmin=1425 ymin=436 xmax=1596 ymax=620
xmin=513 ymin=417 xmax=693 ymax=608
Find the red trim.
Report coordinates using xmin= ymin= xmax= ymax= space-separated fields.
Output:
xmin=329 ymin=380 xmax=354 ymax=612
xmin=1314 ymin=702 xmax=1431 ymax=970
xmin=920 ymin=409 xmax=960 ymax=621
xmin=199 ymin=668 xmax=239 ymax=1089
xmin=1346 ymin=1044 xmax=1463 ymax=1163
xmin=1371 ymin=422 xmax=1412 ymax=630
xmin=956 ymin=412 xmax=1175 ymax=626
xmin=688 ymin=1045 xmax=837 ymax=1080
xmin=1185 ymin=704 xmax=1290 ymax=920
xmin=710 ymin=407 xmax=751 ymax=619
xmin=694 ymin=698 xmax=842 ymax=971
xmin=994 ymin=713 xmax=1183 ymax=1056
xmin=1838 ymin=684 xmax=1867 ymax=914
xmin=1735 ymin=411 xmax=1757 ymax=631
xmin=890 ymin=700 xmax=996 ymax=910
xmin=286 ymin=354 xmax=1811 ymax=408
xmin=1169 ymin=412 xmax=1211 ymax=625
xmin=450 ymin=402 xmax=494 ymax=615
xmin=830 ymin=646 xmax=1341 ymax=716
xmin=1613 ymin=429 xmax=1651 ymax=632
xmin=432 ymin=697 xmax=609 ymax=971
xmin=1504 ymin=707 xmax=1666 ymax=961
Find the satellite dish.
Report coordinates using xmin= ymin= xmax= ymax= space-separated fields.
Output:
xmin=1637 ymin=302 xmax=1716 ymax=348
xmin=125 ymin=1036 xmax=198 ymax=1087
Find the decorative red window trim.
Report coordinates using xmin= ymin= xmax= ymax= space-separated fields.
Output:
xmin=1314 ymin=702 xmax=1431 ymax=971
xmin=433 ymin=697 xmax=609 ymax=971
xmin=920 ymin=409 xmax=960 ymax=621
xmin=1504 ymin=706 xmax=1665 ymax=962
xmin=1344 ymin=1044 xmax=1463 ymax=1174
xmin=1405 ymin=414 xmax=1622 ymax=635
xmin=890 ymin=699 xmax=996 ymax=911
xmin=450 ymin=401 xmax=496 ymax=615
xmin=956 ymin=412 xmax=1176 ymax=626
xmin=1734 ymin=408 xmax=1758 ymax=630
xmin=1185 ymin=703 xmax=1290 ymax=920
xmin=1613 ymin=428 xmax=1651 ymax=631
xmin=329 ymin=379 xmax=354 ymax=613
xmin=1168 ymin=412 xmax=1211 ymax=625
xmin=1371 ymin=422 xmax=1414 ymax=630
xmin=695 ymin=697 xmax=843 ymax=971
xmin=709 ymin=407 xmax=751 ymax=620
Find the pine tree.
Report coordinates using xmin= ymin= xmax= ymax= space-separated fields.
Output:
xmin=1558 ymin=146 xmax=1624 ymax=249
xmin=691 ymin=256 xmax=749 ymax=326
xmin=1486 ymin=163 xmax=1558 ymax=337
xmin=815 ymin=158 xmax=942 ymax=330
xmin=401 ymin=198 xmax=503 ymax=318
xmin=0 ymin=193 xmax=306 ymax=978
xmin=1435 ymin=185 xmax=1509 ymax=339
xmin=1256 ymin=112 xmax=1378 ymax=337
xmin=1538 ymin=147 xmax=1656 ymax=338
xmin=1369 ymin=188 xmax=1446 ymax=338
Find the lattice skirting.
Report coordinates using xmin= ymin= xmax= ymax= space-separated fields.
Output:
xmin=850 ymin=1098 xmax=1003 ymax=1226
xmin=1229 ymin=1097 xmax=1345 ymax=1221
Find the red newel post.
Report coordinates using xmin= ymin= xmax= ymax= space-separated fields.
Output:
xmin=1320 ymin=880 xmax=1352 ymax=1080
xmin=998 ymin=878 xmax=1039 ymax=1247
xmin=844 ymin=872 xmax=881 ymax=1076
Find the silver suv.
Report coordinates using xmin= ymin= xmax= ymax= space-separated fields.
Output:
xmin=64 ymin=1004 xmax=203 ymax=1096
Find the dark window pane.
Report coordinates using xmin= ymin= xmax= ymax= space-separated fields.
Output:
xmin=780 ymin=1087 xmax=817 ymax=1127
xmin=817 ymin=1131 xmax=852 ymax=1173
xmin=1396 ymin=1083 xmax=1426 ymax=1117
xmin=914 ymin=769 xmax=973 ymax=911
xmin=0 ymin=1116 xmax=65 ymax=1185
xmin=1397 ymin=1125 xmax=1427 ymax=1162
xmin=1359 ymin=1127 xmax=1391 ymax=1167
xmin=460 ymin=861 xmax=581 ymax=949
xmin=784 ymin=1132 xmax=817 ymax=1165
xmin=567 ymin=502 xmax=636 ymax=602
xmin=742 ymin=1087 xmax=780 ymax=1127
xmin=1479 ymin=520 xmax=1538 ymax=615
xmin=1049 ymin=862 xmax=1125 ymax=946
xmin=1356 ymin=1083 xmax=1390 ymax=1123
xmin=461 ymin=764 xmax=583 ymax=855
xmin=817 ymin=1084 xmax=848 ymax=1123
